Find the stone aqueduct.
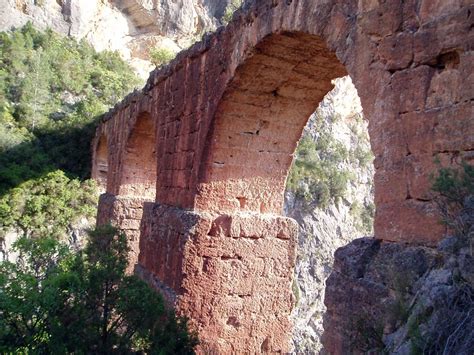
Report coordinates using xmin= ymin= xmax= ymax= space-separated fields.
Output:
xmin=92 ymin=0 xmax=473 ymax=352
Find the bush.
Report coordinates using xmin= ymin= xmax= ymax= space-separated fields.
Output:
xmin=287 ymin=134 xmax=353 ymax=209
xmin=150 ymin=47 xmax=176 ymax=67
xmin=0 ymin=225 xmax=199 ymax=353
xmin=431 ymin=161 xmax=474 ymax=237
xmin=0 ymin=170 xmax=98 ymax=239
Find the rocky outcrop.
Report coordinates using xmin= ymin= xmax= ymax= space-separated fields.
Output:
xmin=322 ymin=197 xmax=474 ymax=353
xmin=0 ymin=0 xmax=224 ymax=78
xmin=286 ymin=76 xmax=374 ymax=353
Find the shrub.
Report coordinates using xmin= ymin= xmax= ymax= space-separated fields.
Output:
xmin=222 ymin=0 xmax=243 ymax=25
xmin=287 ymin=134 xmax=354 ymax=209
xmin=0 ymin=225 xmax=199 ymax=353
xmin=0 ymin=171 xmax=98 ymax=239
xmin=150 ymin=47 xmax=176 ymax=67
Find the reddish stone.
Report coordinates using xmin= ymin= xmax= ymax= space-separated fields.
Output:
xmin=375 ymin=199 xmax=446 ymax=246
xmin=90 ymin=0 xmax=474 ymax=352
xmin=138 ymin=206 xmax=297 ymax=353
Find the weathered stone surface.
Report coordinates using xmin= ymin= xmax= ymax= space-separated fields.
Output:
xmin=97 ymin=193 xmax=149 ymax=272
xmin=323 ymin=232 xmax=474 ymax=354
xmin=322 ymin=237 xmax=439 ymax=353
xmin=93 ymin=0 xmax=473 ymax=246
xmin=91 ymin=0 xmax=474 ymax=352
xmin=138 ymin=205 xmax=297 ymax=353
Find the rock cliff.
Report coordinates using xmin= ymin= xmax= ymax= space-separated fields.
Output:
xmin=323 ymin=196 xmax=474 ymax=354
xmin=286 ymin=76 xmax=375 ymax=353
xmin=0 ymin=0 xmax=227 ymax=78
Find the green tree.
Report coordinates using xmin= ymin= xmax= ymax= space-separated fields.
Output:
xmin=0 ymin=23 xmax=141 ymax=194
xmin=0 ymin=170 xmax=97 ymax=239
xmin=287 ymin=134 xmax=353 ymax=209
xmin=222 ymin=0 xmax=243 ymax=24
xmin=16 ymin=48 xmax=53 ymax=131
xmin=0 ymin=225 xmax=198 ymax=353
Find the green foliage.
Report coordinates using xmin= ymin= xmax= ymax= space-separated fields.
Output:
xmin=287 ymin=133 xmax=354 ymax=209
xmin=222 ymin=0 xmax=243 ymax=25
xmin=149 ymin=47 xmax=176 ymax=67
xmin=406 ymin=312 xmax=429 ymax=355
xmin=0 ymin=225 xmax=198 ymax=353
xmin=0 ymin=23 xmax=140 ymax=193
xmin=0 ymin=170 xmax=97 ymax=239
xmin=432 ymin=162 xmax=474 ymax=207
xmin=0 ymin=23 xmax=140 ymax=238
xmin=354 ymin=144 xmax=374 ymax=168
xmin=287 ymin=109 xmax=374 ymax=212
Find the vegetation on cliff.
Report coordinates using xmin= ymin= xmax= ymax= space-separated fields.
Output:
xmin=287 ymin=111 xmax=374 ymax=217
xmin=149 ymin=47 xmax=176 ymax=68
xmin=222 ymin=0 xmax=243 ymax=24
xmin=0 ymin=23 xmax=140 ymax=241
xmin=432 ymin=162 xmax=474 ymax=239
xmin=0 ymin=225 xmax=198 ymax=353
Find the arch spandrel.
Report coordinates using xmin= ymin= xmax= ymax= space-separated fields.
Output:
xmin=93 ymin=0 xmax=474 ymax=243
xmin=194 ymin=32 xmax=347 ymax=214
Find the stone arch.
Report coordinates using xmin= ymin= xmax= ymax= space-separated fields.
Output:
xmin=93 ymin=0 xmax=473 ymax=352
xmin=195 ymin=32 xmax=348 ymax=214
xmin=92 ymin=133 xmax=109 ymax=193
xmin=119 ymin=112 xmax=157 ymax=199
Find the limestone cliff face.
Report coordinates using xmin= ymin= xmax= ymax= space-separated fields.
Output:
xmin=285 ymin=77 xmax=375 ymax=353
xmin=0 ymin=0 xmax=226 ymax=78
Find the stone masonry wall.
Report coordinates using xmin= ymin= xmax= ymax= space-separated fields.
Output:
xmin=138 ymin=205 xmax=297 ymax=353
xmin=92 ymin=0 xmax=474 ymax=352
xmin=93 ymin=0 xmax=474 ymax=245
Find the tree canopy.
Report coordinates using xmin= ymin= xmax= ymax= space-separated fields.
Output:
xmin=0 ymin=23 xmax=141 ymax=242
xmin=0 ymin=225 xmax=198 ymax=353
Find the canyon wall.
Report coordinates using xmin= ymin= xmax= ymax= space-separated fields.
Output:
xmin=91 ymin=0 xmax=474 ymax=352
xmin=0 ymin=0 xmax=227 ymax=78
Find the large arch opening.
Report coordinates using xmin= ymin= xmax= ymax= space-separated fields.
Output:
xmin=195 ymin=32 xmax=348 ymax=214
xmin=285 ymin=75 xmax=375 ymax=352
xmin=93 ymin=134 xmax=109 ymax=193
xmin=119 ymin=112 xmax=157 ymax=199
xmin=192 ymin=31 xmax=375 ymax=352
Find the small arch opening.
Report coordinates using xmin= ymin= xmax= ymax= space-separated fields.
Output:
xmin=94 ymin=134 xmax=109 ymax=193
xmin=119 ymin=112 xmax=157 ymax=199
